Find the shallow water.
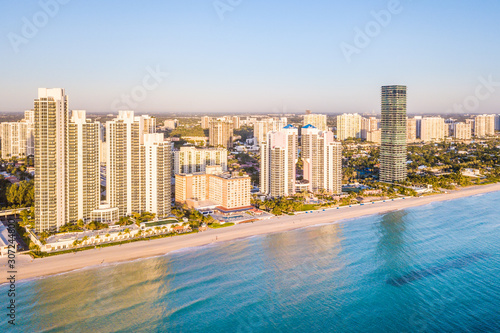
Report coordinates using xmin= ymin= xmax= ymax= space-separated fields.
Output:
xmin=2 ymin=192 xmax=500 ymax=332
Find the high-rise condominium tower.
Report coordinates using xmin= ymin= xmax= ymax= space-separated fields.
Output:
xmin=34 ymin=88 xmax=69 ymax=232
xmin=106 ymin=111 xmax=155 ymax=217
xmin=301 ymin=125 xmax=342 ymax=194
xmin=336 ymin=113 xmax=362 ymax=140
xmin=260 ymin=125 xmax=298 ymax=197
xmin=209 ymin=118 xmax=234 ymax=148
xmin=68 ymin=110 xmax=100 ymax=222
xmin=303 ymin=113 xmax=328 ymax=131
xmin=380 ymin=85 xmax=407 ymax=183
xmin=142 ymin=133 xmax=172 ymax=218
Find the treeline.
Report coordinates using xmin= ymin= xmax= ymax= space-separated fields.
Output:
xmin=0 ymin=178 xmax=34 ymax=209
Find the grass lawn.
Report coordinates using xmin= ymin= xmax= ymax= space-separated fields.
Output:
xmin=209 ymin=222 xmax=235 ymax=229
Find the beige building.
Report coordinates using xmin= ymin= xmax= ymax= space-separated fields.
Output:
xmin=106 ymin=111 xmax=155 ymax=217
xmin=175 ymin=171 xmax=250 ymax=210
xmin=361 ymin=116 xmax=379 ymax=140
xmin=367 ymin=129 xmax=381 ymax=144
xmin=253 ymin=117 xmax=288 ymax=145
xmin=173 ymin=146 xmax=228 ymax=174
xmin=453 ymin=122 xmax=472 ymax=140
xmin=421 ymin=117 xmax=446 ymax=142
xmin=474 ymin=114 xmax=495 ymax=137
xmin=336 ymin=113 xmax=362 ymax=140
xmin=260 ymin=125 xmax=298 ymax=197
xmin=407 ymin=118 xmax=417 ymax=143
xmin=303 ymin=113 xmax=328 ymax=131
xmin=209 ymin=118 xmax=234 ymax=148
xmin=201 ymin=116 xmax=211 ymax=129
xmin=34 ymin=88 xmax=69 ymax=232
xmin=68 ymin=110 xmax=100 ymax=223
xmin=301 ymin=125 xmax=342 ymax=194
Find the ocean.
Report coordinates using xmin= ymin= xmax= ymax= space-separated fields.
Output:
xmin=2 ymin=191 xmax=500 ymax=332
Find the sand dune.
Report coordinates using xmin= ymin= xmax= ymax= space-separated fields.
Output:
xmin=4 ymin=183 xmax=500 ymax=282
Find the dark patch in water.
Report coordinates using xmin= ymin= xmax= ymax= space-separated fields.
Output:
xmin=386 ymin=252 xmax=490 ymax=287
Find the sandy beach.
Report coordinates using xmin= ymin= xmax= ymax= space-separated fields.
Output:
xmin=4 ymin=183 xmax=500 ymax=282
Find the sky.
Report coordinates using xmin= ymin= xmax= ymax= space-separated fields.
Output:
xmin=0 ymin=0 xmax=499 ymax=115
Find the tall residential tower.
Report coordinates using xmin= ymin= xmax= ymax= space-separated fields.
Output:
xmin=380 ymin=85 xmax=407 ymax=183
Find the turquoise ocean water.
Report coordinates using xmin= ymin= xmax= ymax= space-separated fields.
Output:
xmin=2 ymin=191 xmax=500 ymax=332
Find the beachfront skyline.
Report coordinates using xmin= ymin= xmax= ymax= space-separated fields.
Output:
xmin=1 ymin=1 xmax=499 ymax=114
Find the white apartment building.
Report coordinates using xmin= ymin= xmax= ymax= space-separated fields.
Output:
xmin=453 ymin=122 xmax=472 ymax=140
xmin=474 ymin=114 xmax=496 ymax=137
xmin=106 ymin=111 xmax=155 ymax=217
xmin=336 ymin=113 xmax=362 ymax=140
xmin=173 ymin=146 xmax=228 ymax=174
xmin=34 ymin=88 xmax=69 ymax=232
xmin=260 ymin=125 xmax=298 ymax=197
xmin=303 ymin=113 xmax=328 ymax=131
xmin=420 ymin=117 xmax=446 ymax=142
xmin=361 ymin=116 xmax=379 ymax=140
xmin=142 ymin=133 xmax=172 ymax=218
xmin=68 ymin=110 xmax=100 ymax=222
xmin=301 ymin=125 xmax=342 ymax=194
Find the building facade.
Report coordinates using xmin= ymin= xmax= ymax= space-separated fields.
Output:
xmin=253 ymin=117 xmax=288 ymax=146
xmin=336 ymin=113 xmax=362 ymax=140
xmin=303 ymin=113 xmax=328 ymax=131
xmin=453 ymin=122 xmax=472 ymax=140
xmin=380 ymin=85 xmax=407 ymax=183
xmin=260 ymin=125 xmax=298 ymax=197
xmin=301 ymin=125 xmax=342 ymax=194
xmin=68 ymin=110 xmax=100 ymax=223
xmin=141 ymin=133 xmax=172 ymax=218
xmin=34 ymin=88 xmax=69 ymax=232
xmin=173 ymin=146 xmax=228 ymax=175
xmin=209 ymin=118 xmax=234 ymax=148
xmin=420 ymin=117 xmax=446 ymax=142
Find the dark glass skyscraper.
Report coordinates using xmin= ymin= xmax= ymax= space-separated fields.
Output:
xmin=380 ymin=85 xmax=407 ymax=183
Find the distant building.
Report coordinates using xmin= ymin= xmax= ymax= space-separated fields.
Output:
xmin=163 ymin=119 xmax=178 ymax=130
xmin=0 ymin=110 xmax=34 ymax=159
xmin=260 ymin=125 xmax=298 ymax=197
xmin=474 ymin=114 xmax=495 ymax=137
xmin=253 ymin=117 xmax=288 ymax=146
xmin=420 ymin=117 xmax=445 ymax=142
xmin=301 ymin=125 xmax=342 ymax=194
xmin=367 ymin=129 xmax=381 ymax=144
xmin=380 ymin=85 xmax=407 ymax=183
xmin=361 ymin=116 xmax=379 ymax=140
xmin=173 ymin=146 xmax=228 ymax=175
xmin=0 ymin=122 xmax=28 ymax=159
xmin=232 ymin=116 xmax=240 ymax=130
xmin=336 ymin=113 xmax=362 ymax=140
xmin=303 ymin=112 xmax=327 ymax=131
xmin=453 ymin=122 xmax=472 ymax=140
xmin=201 ymin=116 xmax=211 ymax=129
xmin=209 ymin=118 xmax=234 ymax=148
xmin=407 ymin=118 xmax=417 ymax=143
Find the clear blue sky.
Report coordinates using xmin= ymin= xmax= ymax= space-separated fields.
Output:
xmin=1 ymin=0 xmax=499 ymax=114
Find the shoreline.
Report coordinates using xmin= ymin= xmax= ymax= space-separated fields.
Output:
xmin=3 ymin=182 xmax=500 ymax=283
